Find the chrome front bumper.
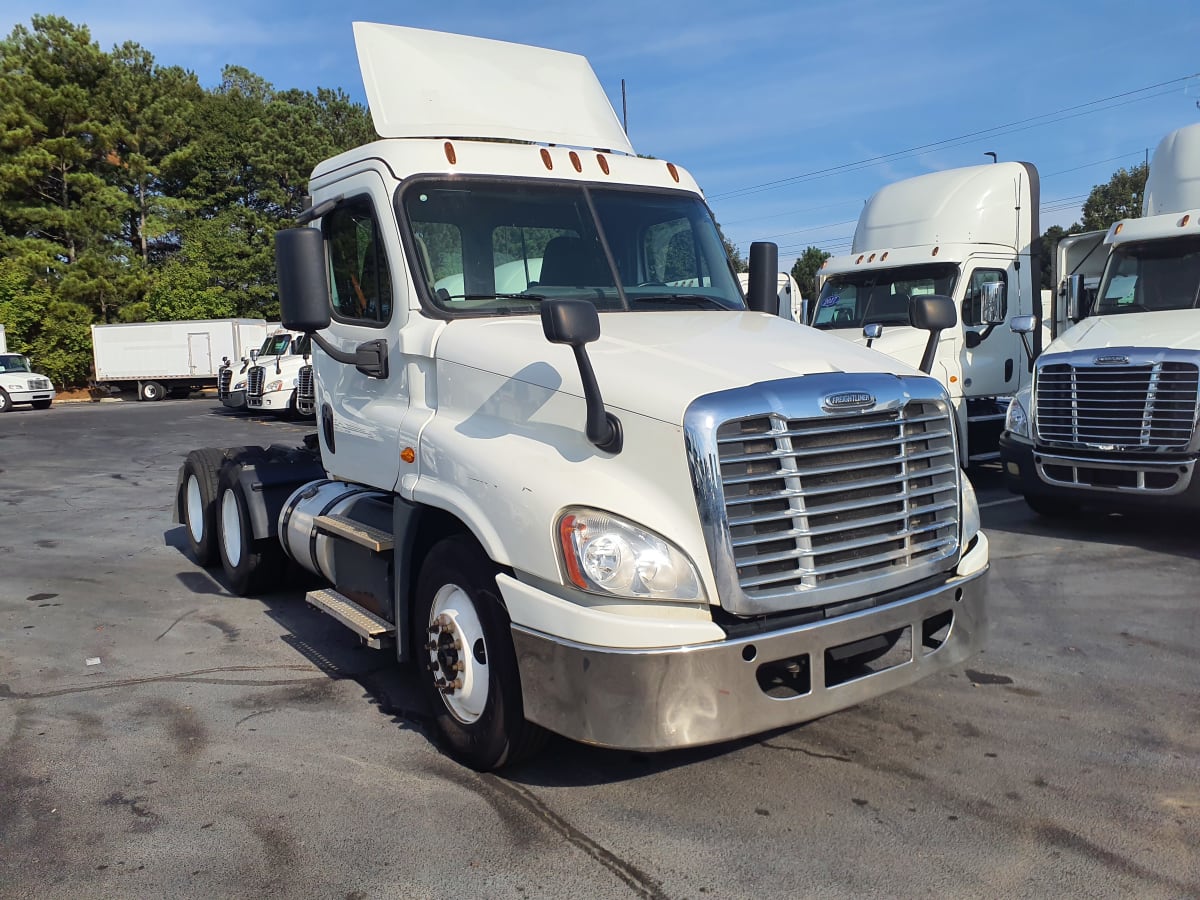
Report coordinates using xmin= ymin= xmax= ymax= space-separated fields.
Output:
xmin=511 ymin=564 xmax=988 ymax=751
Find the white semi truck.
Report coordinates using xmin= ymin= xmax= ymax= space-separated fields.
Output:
xmin=812 ymin=162 xmax=1044 ymax=465
xmin=173 ymin=23 xmax=988 ymax=770
xmin=0 ymin=350 xmax=55 ymax=413
xmin=92 ymin=319 xmax=269 ymax=400
xmin=243 ymin=328 xmax=313 ymax=417
xmin=1001 ymin=123 xmax=1200 ymax=514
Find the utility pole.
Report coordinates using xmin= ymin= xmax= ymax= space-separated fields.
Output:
xmin=621 ymin=79 xmax=628 ymax=135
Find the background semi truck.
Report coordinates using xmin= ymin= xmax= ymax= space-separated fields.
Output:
xmin=243 ymin=328 xmax=313 ymax=416
xmin=1001 ymin=123 xmax=1200 ymax=514
xmin=173 ymin=23 xmax=988 ymax=771
xmin=812 ymin=162 xmax=1044 ymax=465
xmin=92 ymin=319 xmax=269 ymax=400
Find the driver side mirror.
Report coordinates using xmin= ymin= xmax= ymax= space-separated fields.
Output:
xmin=1066 ymin=274 xmax=1086 ymax=321
xmin=980 ymin=281 xmax=1007 ymax=325
xmin=276 ymin=227 xmax=332 ymax=332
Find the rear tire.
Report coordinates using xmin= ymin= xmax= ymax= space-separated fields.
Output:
xmin=216 ymin=461 xmax=284 ymax=595
xmin=415 ymin=536 xmax=548 ymax=771
xmin=139 ymin=381 xmax=165 ymax=402
xmin=32 ymin=399 xmax=52 ymax=410
xmin=179 ymin=448 xmax=227 ymax=567
xmin=1024 ymin=493 xmax=1080 ymax=518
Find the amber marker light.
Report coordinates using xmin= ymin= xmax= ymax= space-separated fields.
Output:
xmin=932 ymin=246 xmax=940 ymax=256
xmin=597 ymin=154 xmax=610 ymax=175
xmin=401 ymin=447 xmax=416 ymax=464
xmin=667 ymin=162 xmax=680 ymax=183
xmin=1181 ymin=215 xmax=1191 ymax=227
xmin=569 ymin=151 xmax=582 ymax=173
xmin=540 ymin=148 xmax=553 ymax=170
xmin=856 ymin=255 xmax=864 ymax=264
xmin=1113 ymin=223 xmax=1124 ymax=235
xmin=949 ymin=375 xmax=958 ymax=383
xmin=558 ymin=515 xmax=589 ymax=589
xmin=443 ymin=141 xmax=456 ymax=165
xmin=868 ymin=253 xmax=876 ymax=262
xmin=880 ymin=251 xmax=889 ymax=261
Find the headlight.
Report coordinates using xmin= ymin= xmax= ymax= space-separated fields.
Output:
xmin=961 ymin=474 xmax=981 ymax=545
xmin=557 ymin=508 xmax=705 ymax=602
xmin=266 ymin=379 xmax=284 ymax=392
xmin=1005 ymin=390 xmax=1031 ymax=438
xmin=233 ymin=381 xmax=246 ymax=391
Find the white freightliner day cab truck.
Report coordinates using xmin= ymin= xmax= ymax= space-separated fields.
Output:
xmin=812 ymin=163 xmax=1044 ymax=465
xmin=0 ymin=350 xmax=55 ymax=413
xmin=92 ymin=318 xmax=269 ymax=401
xmin=173 ymin=23 xmax=989 ymax=771
xmin=243 ymin=327 xmax=313 ymax=416
xmin=1001 ymin=123 xmax=1200 ymax=514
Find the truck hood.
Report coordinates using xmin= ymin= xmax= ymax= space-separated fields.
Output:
xmin=1046 ymin=309 xmax=1200 ymax=355
xmin=434 ymin=311 xmax=921 ymax=425
xmin=817 ymin=324 xmax=931 ymax=373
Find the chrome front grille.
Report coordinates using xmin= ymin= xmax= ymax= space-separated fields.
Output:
xmin=296 ymin=365 xmax=315 ymax=414
xmin=246 ymin=365 xmax=265 ymax=398
xmin=1036 ymin=358 xmax=1199 ymax=451
xmin=218 ymin=367 xmax=233 ymax=398
xmin=30 ymin=378 xmax=52 ymax=390
xmin=686 ymin=375 xmax=961 ymax=616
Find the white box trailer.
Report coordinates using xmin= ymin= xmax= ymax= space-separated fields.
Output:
xmin=92 ymin=319 xmax=269 ymax=401
xmin=0 ymin=323 xmax=7 ymax=353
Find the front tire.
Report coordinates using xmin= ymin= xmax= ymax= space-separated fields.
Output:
xmin=1024 ymin=493 xmax=1080 ymax=518
xmin=0 ymin=389 xmax=10 ymax=413
xmin=415 ymin=536 xmax=547 ymax=771
xmin=216 ymin=461 xmax=284 ymax=595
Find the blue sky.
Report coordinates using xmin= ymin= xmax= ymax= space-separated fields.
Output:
xmin=4 ymin=1 xmax=1199 ymax=263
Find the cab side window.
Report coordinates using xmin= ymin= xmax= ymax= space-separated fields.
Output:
xmin=325 ymin=197 xmax=393 ymax=324
xmin=963 ymin=268 xmax=1006 ymax=327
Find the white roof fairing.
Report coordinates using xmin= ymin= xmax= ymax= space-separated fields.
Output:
xmin=352 ymin=22 xmax=635 ymax=154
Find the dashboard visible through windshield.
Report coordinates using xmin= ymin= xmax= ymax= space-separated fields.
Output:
xmin=812 ymin=263 xmax=959 ymax=330
xmin=400 ymin=178 xmax=745 ymax=317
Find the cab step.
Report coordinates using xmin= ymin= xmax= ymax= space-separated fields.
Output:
xmin=305 ymin=588 xmax=396 ymax=649
xmin=314 ymin=513 xmax=394 ymax=552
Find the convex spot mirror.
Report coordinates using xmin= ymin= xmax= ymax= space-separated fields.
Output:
xmin=1009 ymin=315 xmax=1036 ymax=335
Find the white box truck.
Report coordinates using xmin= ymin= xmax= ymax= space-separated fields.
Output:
xmin=172 ymin=23 xmax=988 ymax=770
xmin=812 ymin=162 xmax=1044 ymax=465
xmin=1001 ymin=123 xmax=1200 ymax=514
xmin=92 ymin=319 xmax=269 ymax=401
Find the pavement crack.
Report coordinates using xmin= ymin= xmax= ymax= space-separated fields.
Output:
xmin=0 ymin=665 xmax=325 ymax=700
xmin=480 ymin=775 xmax=670 ymax=900
xmin=759 ymin=740 xmax=852 ymax=762
xmin=155 ymin=608 xmax=196 ymax=641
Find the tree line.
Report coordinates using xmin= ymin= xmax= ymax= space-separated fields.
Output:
xmin=0 ymin=15 xmax=373 ymax=385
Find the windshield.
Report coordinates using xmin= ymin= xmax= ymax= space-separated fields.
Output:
xmin=402 ymin=178 xmax=744 ymax=316
xmin=812 ymin=263 xmax=959 ymax=329
xmin=0 ymin=354 xmax=31 ymax=373
xmin=1092 ymin=235 xmax=1200 ymax=316
xmin=258 ymin=334 xmax=306 ymax=357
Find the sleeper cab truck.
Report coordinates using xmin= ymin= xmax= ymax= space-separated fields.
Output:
xmin=1001 ymin=123 xmax=1200 ymax=515
xmin=813 ymin=162 xmax=1043 ymax=466
xmin=173 ymin=22 xmax=989 ymax=770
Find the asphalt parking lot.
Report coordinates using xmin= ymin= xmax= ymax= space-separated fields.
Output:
xmin=2 ymin=398 xmax=1197 ymax=899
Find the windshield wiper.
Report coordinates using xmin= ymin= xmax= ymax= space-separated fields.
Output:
xmin=439 ymin=292 xmax=547 ymax=303
xmin=630 ymin=294 xmax=729 ymax=310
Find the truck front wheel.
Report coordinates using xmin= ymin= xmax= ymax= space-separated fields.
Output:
xmin=415 ymin=536 xmax=547 ymax=771
xmin=1024 ymin=493 xmax=1080 ymax=518
xmin=216 ymin=462 xmax=284 ymax=595
xmin=0 ymin=389 xmax=10 ymax=413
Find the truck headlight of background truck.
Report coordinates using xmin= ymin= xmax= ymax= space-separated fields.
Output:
xmin=1004 ymin=387 xmax=1032 ymax=439
xmin=961 ymin=475 xmax=981 ymax=548
xmin=557 ymin=508 xmax=706 ymax=602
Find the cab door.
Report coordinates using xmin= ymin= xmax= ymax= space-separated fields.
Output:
xmin=315 ymin=171 xmax=410 ymax=492
xmin=959 ymin=261 xmax=1026 ymax=398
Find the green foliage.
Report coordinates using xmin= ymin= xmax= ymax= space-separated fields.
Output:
xmin=791 ymin=246 xmax=830 ymax=304
xmin=716 ymin=222 xmax=747 ymax=272
xmin=0 ymin=14 xmax=376 ymax=384
xmin=1081 ymin=163 xmax=1148 ymax=232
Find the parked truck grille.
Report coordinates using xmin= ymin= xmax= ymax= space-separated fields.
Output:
xmin=246 ymin=365 xmax=265 ymax=398
xmin=218 ymin=367 xmax=233 ymax=399
xmin=710 ymin=396 xmax=959 ymax=611
xmin=1036 ymin=361 xmax=1200 ymax=450
xmin=296 ymin=365 xmax=315 ymax=414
